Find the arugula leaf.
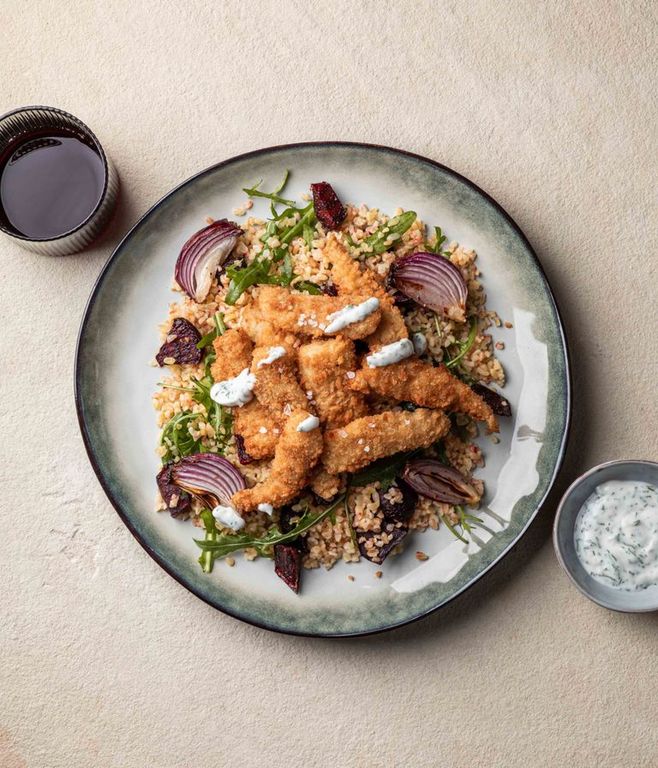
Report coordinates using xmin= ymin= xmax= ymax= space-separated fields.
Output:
xmin=198 ymin=509 xmax=218 ymax=573
xmin=225 ymin=204 xmax=316 ymax=304
xmin=426 ymin=225 xmax=448 ymax=254
xmin=279 ymin=204 xmax=316 ymax=248
xmin=196 ymin=312 xmax=227 ymax=350
xmin=187 ymin=373 xmax=232 ymax=455
xmin=351 ymin=451 xmax=416 ymax=490
xmin=364 ymin=211 xmax=416 ymax=254
xmin=303 ymin=222 xmax=314 ymax=249
xmin=434 ymin=440 xmax=449 ymax=466
xmin=440 ymin=505 xmax=483 ymax=544
xmin=272 ymin=169 xmax=290 ymax=194
xmin=225 ymin=258 xmax=273 ymax=305
xmin=195 ymin=495 xmax=345 ymax=560
xmin=279 ymin=251 xmax=294 ymax=285
xmin=243 ymin=170 xmax=295 ymax=207
xmin=295 ymin=280 xmax=323 ymax=295
xmin=445 ymin=316 xmax=478 ymax=369
xmin=344 ymin=233 xmax=357 ymax=249
xmin=160 ymin=411 xmax=203 ymax=463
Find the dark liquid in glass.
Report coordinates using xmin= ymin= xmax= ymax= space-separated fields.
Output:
xmin=0 ymin=129 xmax=105 ymax=239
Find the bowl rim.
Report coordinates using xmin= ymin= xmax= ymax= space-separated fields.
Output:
xmin=553 ymin=458 xmax=658 ymax=613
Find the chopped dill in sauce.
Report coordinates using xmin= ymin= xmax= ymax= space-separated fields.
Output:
xmin=574 ymin=480 xmax=658 ymax=591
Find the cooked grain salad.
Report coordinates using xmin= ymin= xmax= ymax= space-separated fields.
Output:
xmin=152 ymin=174 xmax=510 ymax=593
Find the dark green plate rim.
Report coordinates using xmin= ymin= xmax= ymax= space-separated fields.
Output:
xmin=74 ymin=141 xmax=572 ymax=637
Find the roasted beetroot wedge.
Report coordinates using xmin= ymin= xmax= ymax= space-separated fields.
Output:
xmin=377 ymin=481 xmax=417 ymax=523
xmin=471 ymin=383 xmax=512 ymax=417
xmin=156 ymin=465 xmax=191 ymax=519
xmin=311 ymin=181 xmax=346 ymax=230
xmin=274 ymin=543 xmax=302 ymax=593
xmin=156 ymin=317 xmax=203 ymax=366
xmin=356 ymin=526 xmax=408 ymax=565
xmin=320 ymin=281 xmax=338 ymax=296
xmin=234 ymin=434 xmax=255 ymax=465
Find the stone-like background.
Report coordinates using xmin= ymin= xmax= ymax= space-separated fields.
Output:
xmin=1 ymin=2 xmax=656 ymax=766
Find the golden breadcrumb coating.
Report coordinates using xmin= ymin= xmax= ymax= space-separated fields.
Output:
xmin=297 ymin=337 xmax=368 ymax=429
xmin=321 ymin=408 xmax=450 ymax=475
xmin=232 ymin=410 xmax=323 ymax=512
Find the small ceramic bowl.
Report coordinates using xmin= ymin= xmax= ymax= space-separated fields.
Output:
xmin=553 ymin=459 xmax=658 ymax=612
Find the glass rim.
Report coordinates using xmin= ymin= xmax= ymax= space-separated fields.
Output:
xmin=0 ymin=105 xmax=111 ymax=243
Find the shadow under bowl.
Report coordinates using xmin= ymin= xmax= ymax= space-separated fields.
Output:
xmin=553 ymin=459 xmax=658 ymax=613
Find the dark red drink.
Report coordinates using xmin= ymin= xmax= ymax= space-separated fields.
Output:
xmin=0 ymin=106 xmax=118 ymax=255
xmin=0 ymin=129 xmax=105 ymax=239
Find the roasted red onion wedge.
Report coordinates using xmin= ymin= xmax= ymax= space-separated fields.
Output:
xmin=171 ymin=453 xmax=246 ymax=508
xmin=175 ymin=219 xmax=242 ymax=302
xmin=391 ymin=251 xmax=467 ymax=319
xmin=402 ymin=459 xmax=480 ymax=506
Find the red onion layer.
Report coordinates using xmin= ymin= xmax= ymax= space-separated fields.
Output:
xmin=175 ymin=219 xmax=242 ymax=302
xmin=171 ymin=453 xmax=246 ymax=508
xmin=391 ymin=251 xmax=467 ymax=319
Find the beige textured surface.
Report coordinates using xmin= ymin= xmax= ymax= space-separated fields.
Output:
xmin=1 ymin=2 xmax=657 ymax=766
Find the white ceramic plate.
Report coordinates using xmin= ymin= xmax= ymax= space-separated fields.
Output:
xmin=76 ymin=143 xmax=571 ymax=636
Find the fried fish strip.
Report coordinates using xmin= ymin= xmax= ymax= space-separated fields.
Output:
xmin=210 ymin=328 xmax=253 ymax=380
xmin=240 ymin=301 xmax=298 ymax=348
xmin=323 ymin=236 xmax=408 ymax=346
xmin=210 ymin=329 xmax=280 ymax=459
xmin=254 ymin=285 xmax=382 ymax=340
xmin=232 ymin=410 xmax=323 ymax=513
xmin=250 ymin=344 xmax=309 ymax=415
xmin=233 ymin=402 xmax=281 ymax=460
xmin=297 ymin=337 xmax=368 ymax=429
xmin=350 ymin=358 xmax=498 ymax=432
xmin=322 ymin=409 xmax=450 ymax=475
xmin=309 ymin=467 xmax=343 ymax=502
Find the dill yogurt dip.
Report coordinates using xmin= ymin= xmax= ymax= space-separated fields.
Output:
xmin=574 ymin=480 xmax=658 ymax=591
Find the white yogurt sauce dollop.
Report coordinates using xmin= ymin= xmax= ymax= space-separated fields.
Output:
xmin=210 ymin=368 xmax=256 ymax=407
xmin=212 ymin=505 xmax=245 ymax=531
xmin=366 ymin=338 xmax=414 ymax=368
xmin=257 ymin=346 xmax=286 ymax=367
xmin=574 ymin=480 xmax=658 ymax=591
xmin=324 ymin=297 xmax=380 ymax=334
xmin=258 ymin=503 xmax=274 ymax=516
xmin=412 ymin=332 xmax=427 ymax=356
xmin=296 ymin=414 xmax=320 ymax=432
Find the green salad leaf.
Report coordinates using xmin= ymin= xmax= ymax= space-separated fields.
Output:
xmin=160 ymin=411 xmax=203 ymax=463
xmin=243 ymin=170 xmax=295 ymax=207
xmin=195 ymin=495 xmax=345 ymax=561
xmin=425 ymin=225 xmax=449 ymax=255
xmin=198 ymin=509 xmax=218 ymax=573
xmin=295 ymin=280 xmax=323 ymax=295
xmin=364 ymin=211 xmax=416 ymax=254
xmin=188 ymin=374 xmax=232 ymax=455
xmin=440 ymin=505 xmax=483 ymax=544
xmin=225 ymin=258 xmax=273 ymax=305
xmin=351 ymin=451 xmax=417 ymax=491
xmin=196 ymin=312 xmax=226 ymax=350
xmin=224 ymin=202 xmax=317 ymax=305
xmin=444 ymin=316 xmax=478 ymax=369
